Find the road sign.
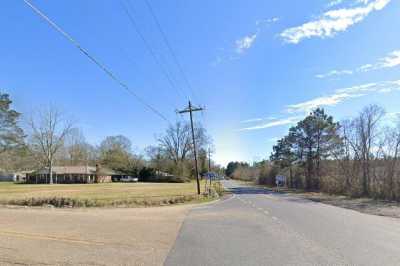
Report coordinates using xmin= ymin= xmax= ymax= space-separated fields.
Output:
xmin=276 ymin=175 xmax=286 ymax=190
xmin=276 ymin=175 xmax=286 ymax=183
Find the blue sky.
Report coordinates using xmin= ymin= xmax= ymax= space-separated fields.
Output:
xmin=1 ymin=0 xmax=400 ymax=166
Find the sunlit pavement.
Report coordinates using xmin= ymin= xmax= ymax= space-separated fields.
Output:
xmin=165 ymin=180 xmax=400 ymax=266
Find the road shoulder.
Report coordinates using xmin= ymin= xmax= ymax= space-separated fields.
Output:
xmin=0 ymin=205 xmax=193 ymax=265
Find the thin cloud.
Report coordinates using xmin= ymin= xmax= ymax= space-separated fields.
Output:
xmin=327 ymin=0 xmax=371 ymax=8
xmin=287 ymin=92 xmax=361 ymax=113
xmin=358 ymin=50 xmax=400 ymax=71
xmin=240 ymin=79 xmax=400 ymax=132
xmin=384 ymin=112 xmax=400 ymax=125
xmin=316 ymin=69 xmax=353 ymax=79
xmin=280 ymin=0 xmax=390 ymax=44
xmin=287 ymin=80 xmax=400 ymax=113
xmin=213 ymin=17 xmax=279 ymax=66
xmin=235 ymin=34 xmax=257 ymax=54
xmin=235 ymin=17 xmax=280 ymax=54
xmin=240 ymin=116 xmax=276 ymax=123
xmin=256 ymin=17 xmax=280 ymax=26
xmin=328 ymin=0 xmax=345 ymax=7
xmin=317 ymin=50 xmax=400 ymax=78
xmin=240 ymin=118 xmax=263 ymax=123
xmin=239 ymin=116 xmax=302 ymax=131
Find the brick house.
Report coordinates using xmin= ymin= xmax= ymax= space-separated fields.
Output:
xmin=26 ymin=165 xmax=115 ymax=184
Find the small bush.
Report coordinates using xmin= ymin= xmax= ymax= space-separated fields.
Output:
xmin=139 ymin=167 xmax=190 ymax=183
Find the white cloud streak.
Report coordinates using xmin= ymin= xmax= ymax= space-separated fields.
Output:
xmin=358 ymin=50 xmax=400 ymax=71
xmin=256 ymin=17 xmax=280 ymax=26
xmin=240 ymin=116 xmax=276 ymax=124
xmin=328 ymin=0 xmax=345 ymax=7
xmin=383 ymin=112 xmax=400 ymax=126
xmin=235 ymin=34 xmax=257 ymax=54
xmin=280 ymin=0 xmax=390 ymax=44
xmin=328 ymin=0 xmax=371 ymax=8
xmin=239 ymin=79 xmax=400 ymax=132
xmin=317 ymin=50 xmax=400 ymax=78
xmin=234 ymin=17 xmax=279 ymax=55
xmin=287 ymin=80 xmax=400 ymax=113
xmin=316 ymin=69 xmax=353 ymax=79
xmin=213 ymin=17 xmax=279 ymax=66
xmin=239 ymin=116 xmax=302 ymax=131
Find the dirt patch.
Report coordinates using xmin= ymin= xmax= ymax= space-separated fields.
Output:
xmin=0 ymin=205 xmax=193 ymax=265
xmin=298 ymin=193 xmax=400 ymax=218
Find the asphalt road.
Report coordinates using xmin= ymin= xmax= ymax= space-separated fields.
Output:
xmin=165 ymin=180 xmax=400 ymax=266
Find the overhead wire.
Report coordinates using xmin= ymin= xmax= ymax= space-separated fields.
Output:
xmin=23 ymin=0 xmax=171 ymax=123
xmin=121 ymin=0 xmax=189 ymax=101
xmin=143 ymin=0 xmax=200 ymax=104
xmin=117 ymin=45 xmax=179 ymax=111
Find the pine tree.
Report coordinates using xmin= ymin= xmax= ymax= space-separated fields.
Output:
xmin=0 ymin=92 xmax=24 ymax=153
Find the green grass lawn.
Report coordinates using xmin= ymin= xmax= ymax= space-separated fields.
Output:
xmin=0 ymin=181 xmax=212 ymax=207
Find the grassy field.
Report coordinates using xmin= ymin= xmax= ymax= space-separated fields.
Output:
xmin=0 ymin=181 xmax=214 ymax=207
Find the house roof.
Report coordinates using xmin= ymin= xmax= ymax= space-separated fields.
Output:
xmin=35 ymin=166 xmax=116 ymax=175
xmin=0 ymin=169 xmax=33 ymax=176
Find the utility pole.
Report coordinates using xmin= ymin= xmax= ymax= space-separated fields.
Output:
xmin=208 ymin=147 xmax=211 ymax=172
xmin=178 ymin=101 xmax=203 ymax=195
xmin=208 ymin=147 xmax=212 ymax=187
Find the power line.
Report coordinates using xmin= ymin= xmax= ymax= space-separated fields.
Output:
xmin=23 ymin=0 xmax=171 ymax=123
xmin=117 ymin=45 xmax=179 ymax=111
xmin=121 ymin=0 xmax=189 ymax=101
xmin=143 ymin=0 xmax=199 ymax=103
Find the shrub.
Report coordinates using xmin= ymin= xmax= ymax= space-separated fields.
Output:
xmin=139 ymin=167 xmax=190 ymax=183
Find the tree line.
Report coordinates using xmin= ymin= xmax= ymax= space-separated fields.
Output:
xmin=226 ymin=105 xmax=400 ymax=201
xmin=0 ymin=92 xmax=219 ymax=183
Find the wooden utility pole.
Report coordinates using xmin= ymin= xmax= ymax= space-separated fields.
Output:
xmin=178 ymin=101 xmax=203 ymax=195
xmin=208 ymin=147 xmax=211 ymax=172
xmin=208 ymin=147 xmax=212 ymax=187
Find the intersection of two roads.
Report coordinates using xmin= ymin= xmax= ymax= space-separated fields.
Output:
xmin=166 ymin=180 xmax=400 ymax=266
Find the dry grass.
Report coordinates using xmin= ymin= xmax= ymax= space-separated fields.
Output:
xmin=0 ymin=181 xmax=213 ymax=207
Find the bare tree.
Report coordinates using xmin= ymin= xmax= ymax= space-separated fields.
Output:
xmin=157 ymin=121 xmax=210 ymax=166
xmin=356 ymin=105 xmax=385 ymax=196
xmin=28 ymin=107 xmax=73 ymax=184
xmin=64 ymin=128 xmax=96 ymax=166
xmin=379 ymin=123 xmax=400 ymax=199
xmin=158 ymin=122 xmax=192 ymax=165
xmin=145 ymin=145 xmax=165 ymax=171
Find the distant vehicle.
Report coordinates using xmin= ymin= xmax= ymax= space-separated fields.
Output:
xmin=120 ymin=176 xmax=139 ymax=182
